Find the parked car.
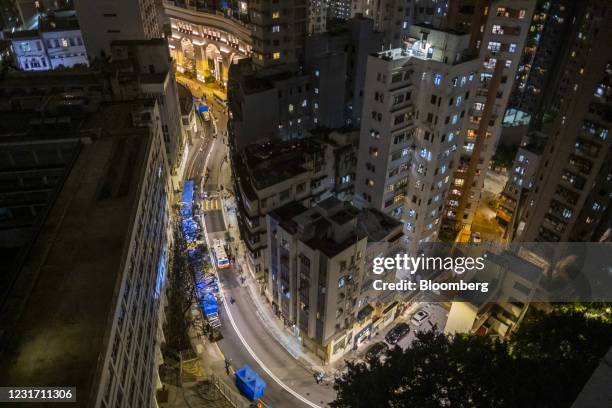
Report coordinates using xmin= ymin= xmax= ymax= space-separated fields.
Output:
xmin=366 ymin=342 xmax=389 ymax=360
xmin=471 ymin=231 xmax=482 ymax=244
xmin=411 ymin=309 xmax=430 ymax=326
xmin=385 ymin=322 xmax=411 ymax=344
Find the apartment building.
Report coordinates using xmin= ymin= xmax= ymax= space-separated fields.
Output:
xmin=74 ymin=0 xmax=161 ymax=59
xmin=233 ymin=139 xmax=336 ymax=281
xmin=5 ymin=10 xmax=88 ymax=71
xmin=496 ymin=131 xmax=545 ymax=234
xmin=355 ymin=24 xmax=481 ymax=247
xmin=516 ymin=0 xmax=612 ymax=243
xmin=351 ymin=0 xmax=412 ymax=48
xmin=0 ymin=99 xmax=173 ymax=408
xmin=308 ymin=0 xmax=328 ymax=34
xmin=266 ymin=196 xmax=403 ymax=362
xmin=233 ymin=130 xmax=358 ymax=282
xmin=445 ymin=0 xmax=535 ymax=229
xmin=508 ymin=0 xmax=576 ymax=129
xmin=329 ymin=0 xmax=351 ymax=20
xmin=248 ymin=0 xmax=307 ymax=68
xmin=228 ymin=16 xmax=382 ymax=150
xmin=304 ymin=16 xmax=383 ymax=128
xmin=228 ymin=60 xmax=313 ymax=149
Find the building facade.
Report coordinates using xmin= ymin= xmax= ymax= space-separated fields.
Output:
xmin=516 ymin=0 xmax=612 ymax=242
xmin=445 ymin=0 xmax=536 ymax=230
xmin=0 ymin=100 xmax=173 ymax=408
xmin=355 ymin=24 xmax=481 ymax=247
xmin=266 ymin=197 xmax=403 ymax=362
xmin=6 ymin=10 xmax=88 ymax=71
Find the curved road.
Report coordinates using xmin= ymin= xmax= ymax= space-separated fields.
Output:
xmin=186 ymin=90 xmax=336 ymax=407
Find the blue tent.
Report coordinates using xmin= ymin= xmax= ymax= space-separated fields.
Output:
xmin=181 ymin=218 xmax=198 ymax=242
xmin=201 ymin=293 xmax=218 ymax=316
xmin=197 ymin=104 xmax=209 ymax=113
xmin=235 ymin=365 xmax=266 ymax=401
xmin=181 ymin=180 xmax=195 ymax=218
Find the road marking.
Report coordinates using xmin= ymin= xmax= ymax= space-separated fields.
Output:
xmin=218 ymin=282 xmax=323 ymax=408
xmin=199 ymin=121 xmax=321 ymax=408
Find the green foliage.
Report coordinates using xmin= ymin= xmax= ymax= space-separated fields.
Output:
xmin=332 ymin=306 xmax=612 ymax=408
xmin=491 ymin=143 xmax=519 ymax=169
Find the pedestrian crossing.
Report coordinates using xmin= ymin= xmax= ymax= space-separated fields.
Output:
xmin=203 ymin=197 xmax=221 ymax=211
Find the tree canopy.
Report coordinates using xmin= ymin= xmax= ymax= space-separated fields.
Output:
xmin=332 ymin=306 xmax=612 ymax=408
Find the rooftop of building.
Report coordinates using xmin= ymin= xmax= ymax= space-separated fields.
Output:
xmin=0 ymin=68 xmax=109 ymax=92
xmin=357 ymin=208 xmax=403 ymax=242
xmin=5 ymin=9 xmax=80 ymax=38
xmin=270 ymin=197 xmax=403 ymax=257
xmin=0 ymin=100 xmax=154 ymax=406
xmin=375 ymin=23 xmax=473 ymax=65
xmin=39 ymin=10 xmax=80 ymax=32
xmin=238 ymin=139 xmax=325 ymax=195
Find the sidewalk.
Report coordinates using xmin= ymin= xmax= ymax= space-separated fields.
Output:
xmin=217 ymin=161 xmax=338 ymax=375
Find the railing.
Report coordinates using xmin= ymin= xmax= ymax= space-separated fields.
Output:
xmin=199 ymin=373 xmax=252 ymax=408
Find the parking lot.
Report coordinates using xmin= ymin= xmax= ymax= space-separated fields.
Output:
xmin=394 ymin=303 xmax=449 ymax=350
xmin=350 ymin=302 xmax=449 ymax=363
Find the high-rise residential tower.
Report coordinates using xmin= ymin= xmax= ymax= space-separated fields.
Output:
xmin=515 ymin=0 xmax=612 ymax=242
xmin=354 ymin=24 xmax=480 ymax=246
xmin=444 ymin=0 xmax=535 ymax=229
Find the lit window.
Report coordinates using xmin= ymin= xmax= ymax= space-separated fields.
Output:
xmin=288 ymin=103 xmax=293 ymax=112
xmin=451 ymin=114 xmax=458 ymax=125
xmin=455 ymin=96 xmax=462 ymax=107
xmin=60 ymin=38 xmax=69 ymax=47
xmin=434 ymin=73 xmax=442 ymax=86
xmin=448 ymin=132 xmax=454 ymax=142
xmin=314 ymin=69 xmax=320 ymax=77
xmin=509 ymin=43 xmax=517 ymax=53
xmin=273 ymin=52 xmax=281 ymax=60
xmin=518 ymin=9 xmax=526 ymax=19
xmin=487 ymin=41 xmax=501 ymax=52
xmin=492 ymin=24 xmax=504 ymax=35
xmin=302 ymin=99 xmax=307 ymax=107
xmin=272 ymin=11 xmax=280 ymax=19
xmin=272 ymin=25 xmax=280 ymax=32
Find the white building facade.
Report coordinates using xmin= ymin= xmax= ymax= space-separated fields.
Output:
xmin=355 ymin=25 xmax=480 ymax=247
